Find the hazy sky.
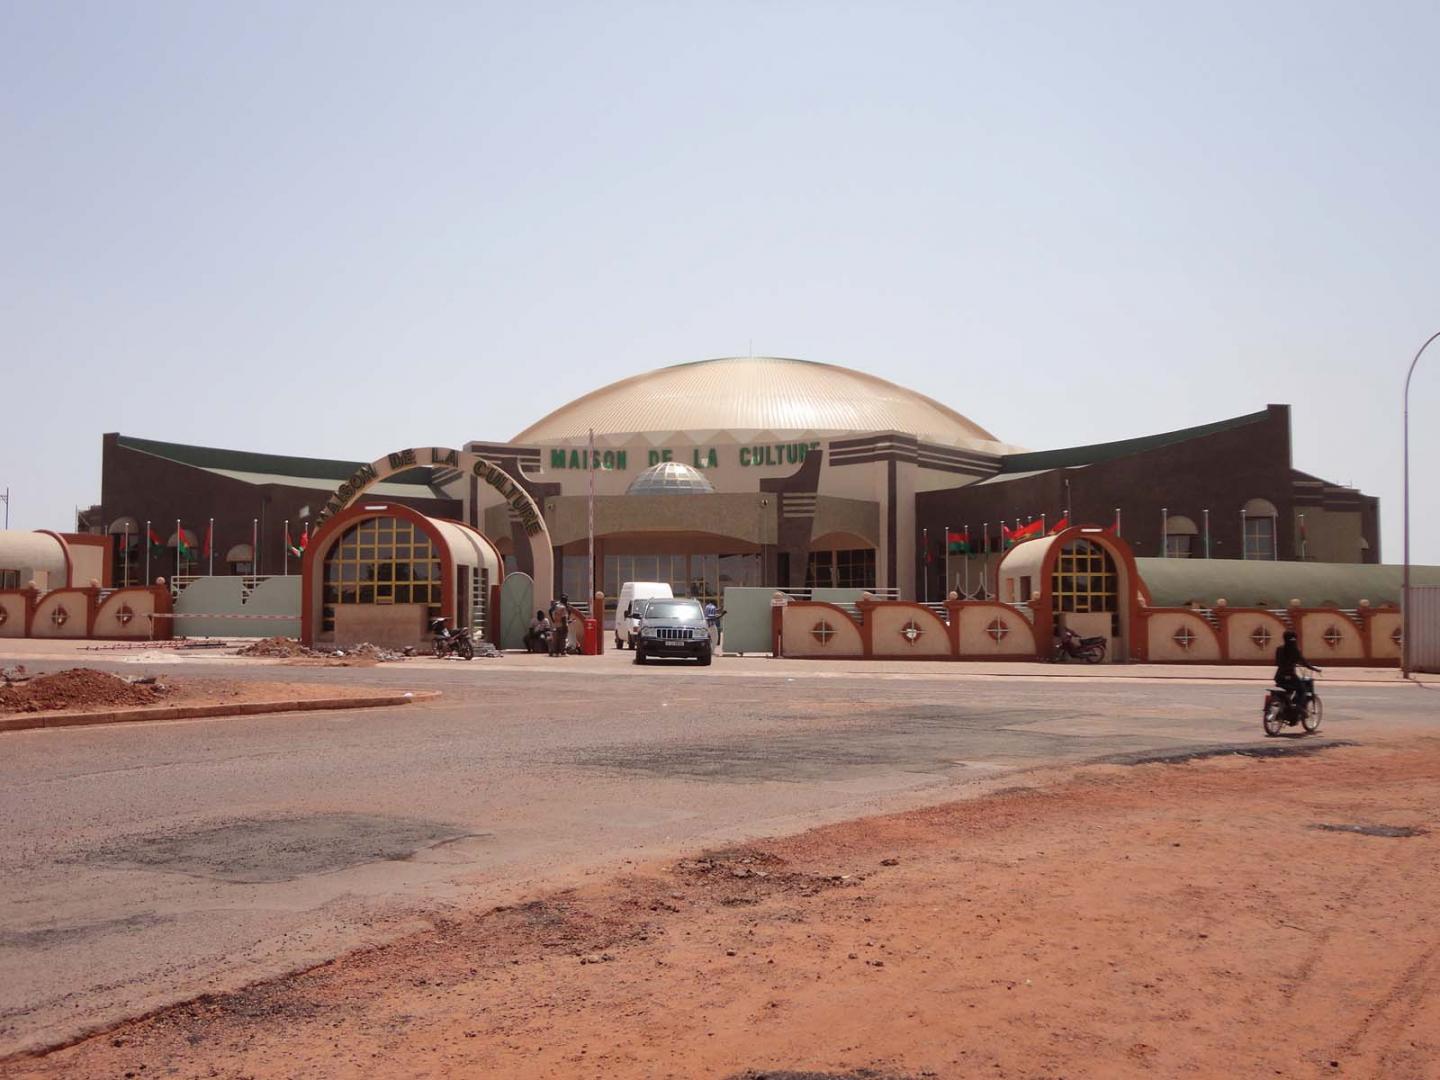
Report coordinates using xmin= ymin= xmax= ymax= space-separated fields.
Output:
xmin=3 ymin=1 xmax=1437 ymax=560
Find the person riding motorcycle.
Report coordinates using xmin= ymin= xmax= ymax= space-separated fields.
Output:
xmin=1274 ymin=630 xmax=1321 ymax=713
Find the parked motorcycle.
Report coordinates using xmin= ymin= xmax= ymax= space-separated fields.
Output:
xmin=1262 ymin=675 xmax=1322 ymax=736
xmin=1053 ymin=629 xmax=1107 ymax=664
xmin=430 ymin=617 xmax=475 ymax=661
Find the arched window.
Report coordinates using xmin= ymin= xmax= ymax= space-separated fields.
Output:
xmin=1164 ymin=515 xmax=1198 ymax=559
xmin=1051 ymin=539 xmax=1118 ymax=613
xmin=321 ymin=516 xmax=442 ymax=633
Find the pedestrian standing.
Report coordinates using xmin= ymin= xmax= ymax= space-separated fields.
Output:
xmin=549 ymin=595 xmax=573 ymax=656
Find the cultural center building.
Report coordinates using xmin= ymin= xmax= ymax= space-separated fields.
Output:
xmin=85 ymin=356 xmax=1381 ymax=641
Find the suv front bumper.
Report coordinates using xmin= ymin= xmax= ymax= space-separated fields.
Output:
xmin=639 ymin=635 xmax=711 ymax=658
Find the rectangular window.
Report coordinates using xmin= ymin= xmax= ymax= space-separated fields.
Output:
xmin=805 ymin=552 xmax=835 ymax=590
xmin=807 ymin=549 xmax=875 ymax=590
xmin=0 ymin=569 xmax=18 ymax=590
xmin=1244 ymin=517 xmax=1275 ymax=561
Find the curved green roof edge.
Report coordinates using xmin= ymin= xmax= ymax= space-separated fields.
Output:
xmin=1136 ymin=557 xmax=1440 ymax=609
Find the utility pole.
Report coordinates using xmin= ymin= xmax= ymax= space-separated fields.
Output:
xmin=1402 ymin=330 xmax=1440 ymax=677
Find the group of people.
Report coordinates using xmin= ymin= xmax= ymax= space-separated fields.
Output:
xmin=525 ymin=595 xmax=582 ymax=656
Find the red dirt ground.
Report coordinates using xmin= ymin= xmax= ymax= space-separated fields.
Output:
xmin=4 ymin=740 xmax=1438 ymax=1080
xmin=0 ymin=668 xmax=391 ymax=715
xmin=0 ymin=669 xmax=167 ymax=712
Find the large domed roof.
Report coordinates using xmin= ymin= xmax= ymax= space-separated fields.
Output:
xmin=512 ymin=357 xmax=1005 ymax=450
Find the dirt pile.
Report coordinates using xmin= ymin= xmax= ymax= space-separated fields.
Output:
xmin=333 ymin=643 xmax=409 ymax=662
xmin=235 ymin=638 xmax=410 ymax=662
xmin=236 ymin=637 xmax=319 ymax=658
xmin=0 ymin=669 xmax=170 ymax=714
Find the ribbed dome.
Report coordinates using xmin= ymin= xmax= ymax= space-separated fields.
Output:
xmin=513 ymin=357 xmax=1004 ymax=450
xmin=626 ymin=462 xmax=716 ymax=495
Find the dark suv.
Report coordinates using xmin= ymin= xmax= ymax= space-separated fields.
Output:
xmin=633 ymin=598 xmax=712 ymax=666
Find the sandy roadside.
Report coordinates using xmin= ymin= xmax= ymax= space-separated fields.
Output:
xmin=5 ymin=738 xmax=1438 ymax=1080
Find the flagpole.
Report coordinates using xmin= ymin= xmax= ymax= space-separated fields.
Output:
xmin=1040 ymin=513 xmax=1046 ymax=537
xmin=1299 ymin=512 xmax=1306 ymax=560
xmin=1203 ymin=509 xmax=1211 ymax=559
xmin=961 ymin=529 xmax=973 ymax=604
xmin=208 ymin=517 xmax=214 ymax=576
xmin=283 ymin=519 xmax=289 ymax=576
xmin=963 ymin=525 xmax=970 ymax=598
xmin=176 ymin=518 xmax=181 ymax=578
xmin=922 ymin=527 xmax=929 ymax=603
xmin=1161 ymin=507 xmax=1168 ymax=558
xmin=122 ymin=525 xmax=130 ymax=586
xmin=144 ymin=520 xmax=151 ymax=583
xmin=587 ymin=428 xmax=595 ymax=608
xmin=1241 ymin=506 xmax=1247 ymax=561
xmin=251 ymin=518 xmax=258 ymax=580
xmin=1115 ymin=508 xmax=1122 ymax=538
xmin=943 ymin=523 xmax=949 ymax=598
xmin=1065 ymin=477 xmax=1072 ymax=524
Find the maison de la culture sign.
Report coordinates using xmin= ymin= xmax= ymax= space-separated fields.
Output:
xmin=546 ymin=440 xmax=821 ymax=472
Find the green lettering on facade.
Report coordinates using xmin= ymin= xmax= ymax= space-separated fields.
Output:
xmin=550 ymin=448 xmax=567 ymax=469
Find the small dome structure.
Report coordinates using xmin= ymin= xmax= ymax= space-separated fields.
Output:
xmin=626 ymin=462 xmax=716 ymax=495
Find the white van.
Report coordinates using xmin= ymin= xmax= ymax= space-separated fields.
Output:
xmin=615 ymin=581 xmax=674 ymax=649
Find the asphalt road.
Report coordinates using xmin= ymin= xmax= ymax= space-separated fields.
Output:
xmin=1 ymin=652 xmax=1433 ymax=1057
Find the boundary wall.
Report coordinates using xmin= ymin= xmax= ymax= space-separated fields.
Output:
xmin=172 ymin=577 xmax=301 ymax=638
xmin=0 ymin=586 xmax=172 ymax=641
xmin=1136 ymin=602 xmax=1399 ymax=666
xmin=775 ymin=596 xmax=1038 ymax=661
xmin=773 ymin=595 xmax=1400 ymax=666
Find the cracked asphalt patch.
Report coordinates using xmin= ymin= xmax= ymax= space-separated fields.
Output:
xmin=568 ymin=705 xmax=1151 ymax=782
xmin=0 ymin=914 xmax=176 ymax=951
xmin=1311 ymin=822 xmax=1427 ymax=838
xmin=76 ymin=813 xmax=472 ymax=884
xmin=1094 ymin=739 xmax=1356 ymax=767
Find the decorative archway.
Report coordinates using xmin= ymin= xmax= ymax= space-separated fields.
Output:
xmin=310 ymin=447 xmax=553 ymax=610
xmin=1028 ymin=526 xmax=1147 ymax=662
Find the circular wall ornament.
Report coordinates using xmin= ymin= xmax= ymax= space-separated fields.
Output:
xmin=1172 ymin=625 xmax=1197 ymax=650
xmin=899 ymin=619 xmax=924 ymax=644
xmin=985 ymin=618 xmax=1009 ymax=642
xmin=51 ymin=606 xmax=69 ymax=627
xmin=1322 ymin=625 xmax=1344 ymax=649
xmin=810 ymin=620 xmax=837 ymax=645
xmin=116 ymin=604 xmax=134 ymax=626
xmin=1250 ymin=625 xmax=1272 ymax=650
xmin=1391 ymin=626 xmax=1403 ymax=647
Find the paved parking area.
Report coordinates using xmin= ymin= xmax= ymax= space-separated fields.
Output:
xmin=0 ymin=643 xmax=1434 ymax=1055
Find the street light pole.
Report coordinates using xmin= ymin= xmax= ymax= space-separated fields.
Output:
xmin=1402 ymin=330 xmax=1440 ymax=678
